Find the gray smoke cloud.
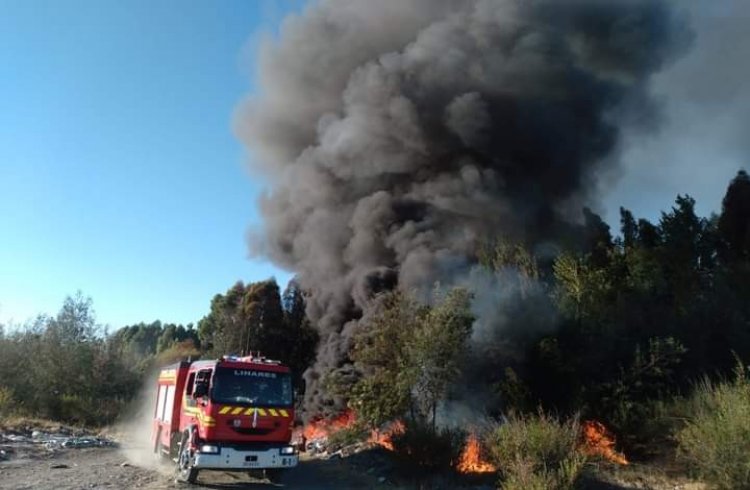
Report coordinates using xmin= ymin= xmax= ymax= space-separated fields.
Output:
xmin=234 ymin=0 xmax=692 ymax=414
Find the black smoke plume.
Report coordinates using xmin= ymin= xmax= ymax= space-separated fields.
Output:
xmin=235 ymin=0 xmax=691 ymax=415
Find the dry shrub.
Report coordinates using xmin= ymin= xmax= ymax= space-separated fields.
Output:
xmin=390 ymin=419 xmax=465 ymax=476
xmin=326 ymin=424 xmax=369 ymax=451
xmin=486 ymin=412 xmax=587 ymax=490
xmin=0 ymin=386 xmax=15 ymax=418
xmin=676 ymin=364 xmax=750 ymax=489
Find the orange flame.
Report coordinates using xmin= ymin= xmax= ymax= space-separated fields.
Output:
xmin=301 ymin=411 xmax=407 ymax=451
xmin=457 ymin=433 xmax=496 ymax=474
xmin=581 ymin=420 xmax=628 ymax=465
xmin=303 ymin=410 xmax=356 ymax=440
xmin=368 ymin=420 xmax=405 ymax=451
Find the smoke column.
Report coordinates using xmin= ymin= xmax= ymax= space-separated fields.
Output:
xmin=234 ymin=0 xmax=692 ymax=414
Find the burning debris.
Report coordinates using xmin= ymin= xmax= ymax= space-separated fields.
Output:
xmin=300 ymin=409 xmax=405 ymax=455
xmin=302 ymin=410 xmax=357 ymax=453
xmin=580 ymin=420 xmax=628 ymax=466
xmin=304 ymin=409 xmax=357 ymax=441
xmin=300 ymin=409 xmax=498 ymax=477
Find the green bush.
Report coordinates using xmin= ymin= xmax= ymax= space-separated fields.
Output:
xmin=0 ymin=386 xmax=15 ymax=418
xmin=486 ymin=413 xmax=587 ymax=490
xmin=57 ymin=394 xmax=127 ymax=427
xmin=58 ymin=394 xmax=99 ymax=426
xmin=390 ymin=419 xmax=466 ymax=477
xmin=676 ymin=365 xmax=750 ymax=489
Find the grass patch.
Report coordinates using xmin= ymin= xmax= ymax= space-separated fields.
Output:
xmin=0 ymin=415 xmax=86 ymax=434
xmin=486 ymin=412 xmax=587 ymax=490
xmin=676 ymin=364 xmax=750 ymax=489
xmin=0 ymin=386 xmax=14 ymax=418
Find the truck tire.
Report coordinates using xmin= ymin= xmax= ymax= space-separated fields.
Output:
xmin=175 ymin=430 xmax=199 ymax=484
xmin=169 ymin=432 xmax=182 ymax=461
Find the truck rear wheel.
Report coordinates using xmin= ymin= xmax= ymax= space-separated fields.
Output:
xmin=175 ymin=431 xmax=199 ymax=484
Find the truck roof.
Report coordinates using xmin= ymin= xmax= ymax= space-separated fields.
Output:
xmin=159 ymin=357 xmax=290 ymax=373
xmin=160 ymin=361 xmax=190 ymax=371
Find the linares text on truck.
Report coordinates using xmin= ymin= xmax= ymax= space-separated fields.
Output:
xmin=152 ymin=354 xmax=299 ymax=484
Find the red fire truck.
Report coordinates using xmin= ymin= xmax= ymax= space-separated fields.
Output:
xmin=152 ymin=355 xmax=299 ymax=483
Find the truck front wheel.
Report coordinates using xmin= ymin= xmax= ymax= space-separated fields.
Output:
xmin=175 ymin=430 xmax=199 ymax=484
xmin=265 ymin=469 xmax=284 ymax=484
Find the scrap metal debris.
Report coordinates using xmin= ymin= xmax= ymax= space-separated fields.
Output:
xmin=0 ymin=426 xmax=117 ymax=463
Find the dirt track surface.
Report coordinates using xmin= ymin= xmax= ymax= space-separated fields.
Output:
xmin=0 ymin=435 xmax=707 ymax=490
xmin=0 ymin=446 xmax=402 ymax=490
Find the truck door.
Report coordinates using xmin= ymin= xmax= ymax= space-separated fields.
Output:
xmin=185 ymin=369 xmax=211 ymax=406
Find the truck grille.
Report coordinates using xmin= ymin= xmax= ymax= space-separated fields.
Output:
xmin=231 ymin=427 xmax=276 ymax=436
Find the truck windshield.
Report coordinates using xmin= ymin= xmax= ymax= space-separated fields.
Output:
xmin=212 ymin=367 xmax=293 ymax=407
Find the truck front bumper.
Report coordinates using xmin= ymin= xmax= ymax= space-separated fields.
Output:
xmin=193 ymin=445 xmax=298 ymax=470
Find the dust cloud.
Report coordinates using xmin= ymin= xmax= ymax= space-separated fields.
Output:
xmin=115 ymin=374 xmax=171 ymax=474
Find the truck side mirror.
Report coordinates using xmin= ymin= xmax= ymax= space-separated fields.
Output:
xmin=193 ymin=381 xmax=208 ymax=399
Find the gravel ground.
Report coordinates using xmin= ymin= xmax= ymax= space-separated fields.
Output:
xmin=0 ymin=444 xmax=405 ymax=490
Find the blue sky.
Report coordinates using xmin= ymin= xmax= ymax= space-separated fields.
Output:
xmin=0 ymin=1 xmax=744 ymax=329
xmin=0 ymin=0 xmax=305 ymax=328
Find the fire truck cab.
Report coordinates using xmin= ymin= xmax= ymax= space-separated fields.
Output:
xmin=152 ymin=355 xmax=298 ymax=483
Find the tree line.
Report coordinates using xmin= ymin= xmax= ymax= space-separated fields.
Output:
xmin=0 ymin=280 xmax=318 ymax=425
xmin=338 ymin=170 xmax=750 ymax=455
xmin=1 ymin=169 xmax=748 ymax=437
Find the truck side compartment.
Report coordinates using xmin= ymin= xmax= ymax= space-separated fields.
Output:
xmin=152 ymin=361 xmax=189 ymax=458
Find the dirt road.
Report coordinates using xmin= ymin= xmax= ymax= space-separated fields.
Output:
xmin=0 ymin=428 xmax=707 ymax=490
xmin=1 ymin=445 xmax=713 ymax=490
xmin=0 ymin=445 xmax=406 ymax=490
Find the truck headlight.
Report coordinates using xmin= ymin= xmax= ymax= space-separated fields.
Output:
xmin=200 ymin=445 xmax=220 ymax=454
xmin=279 ymin=446 xmax=296 ymax=455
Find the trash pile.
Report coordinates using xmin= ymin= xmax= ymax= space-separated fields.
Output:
xmin=304 ymin=437 xmax=328 ymax=456
xmin=51 ymin=435 xmax=116 ymax=449
xmin=307 ymin=439 xmax=374 ymax=460
xmin=0 ymin=425 xmax=117 ymax=462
